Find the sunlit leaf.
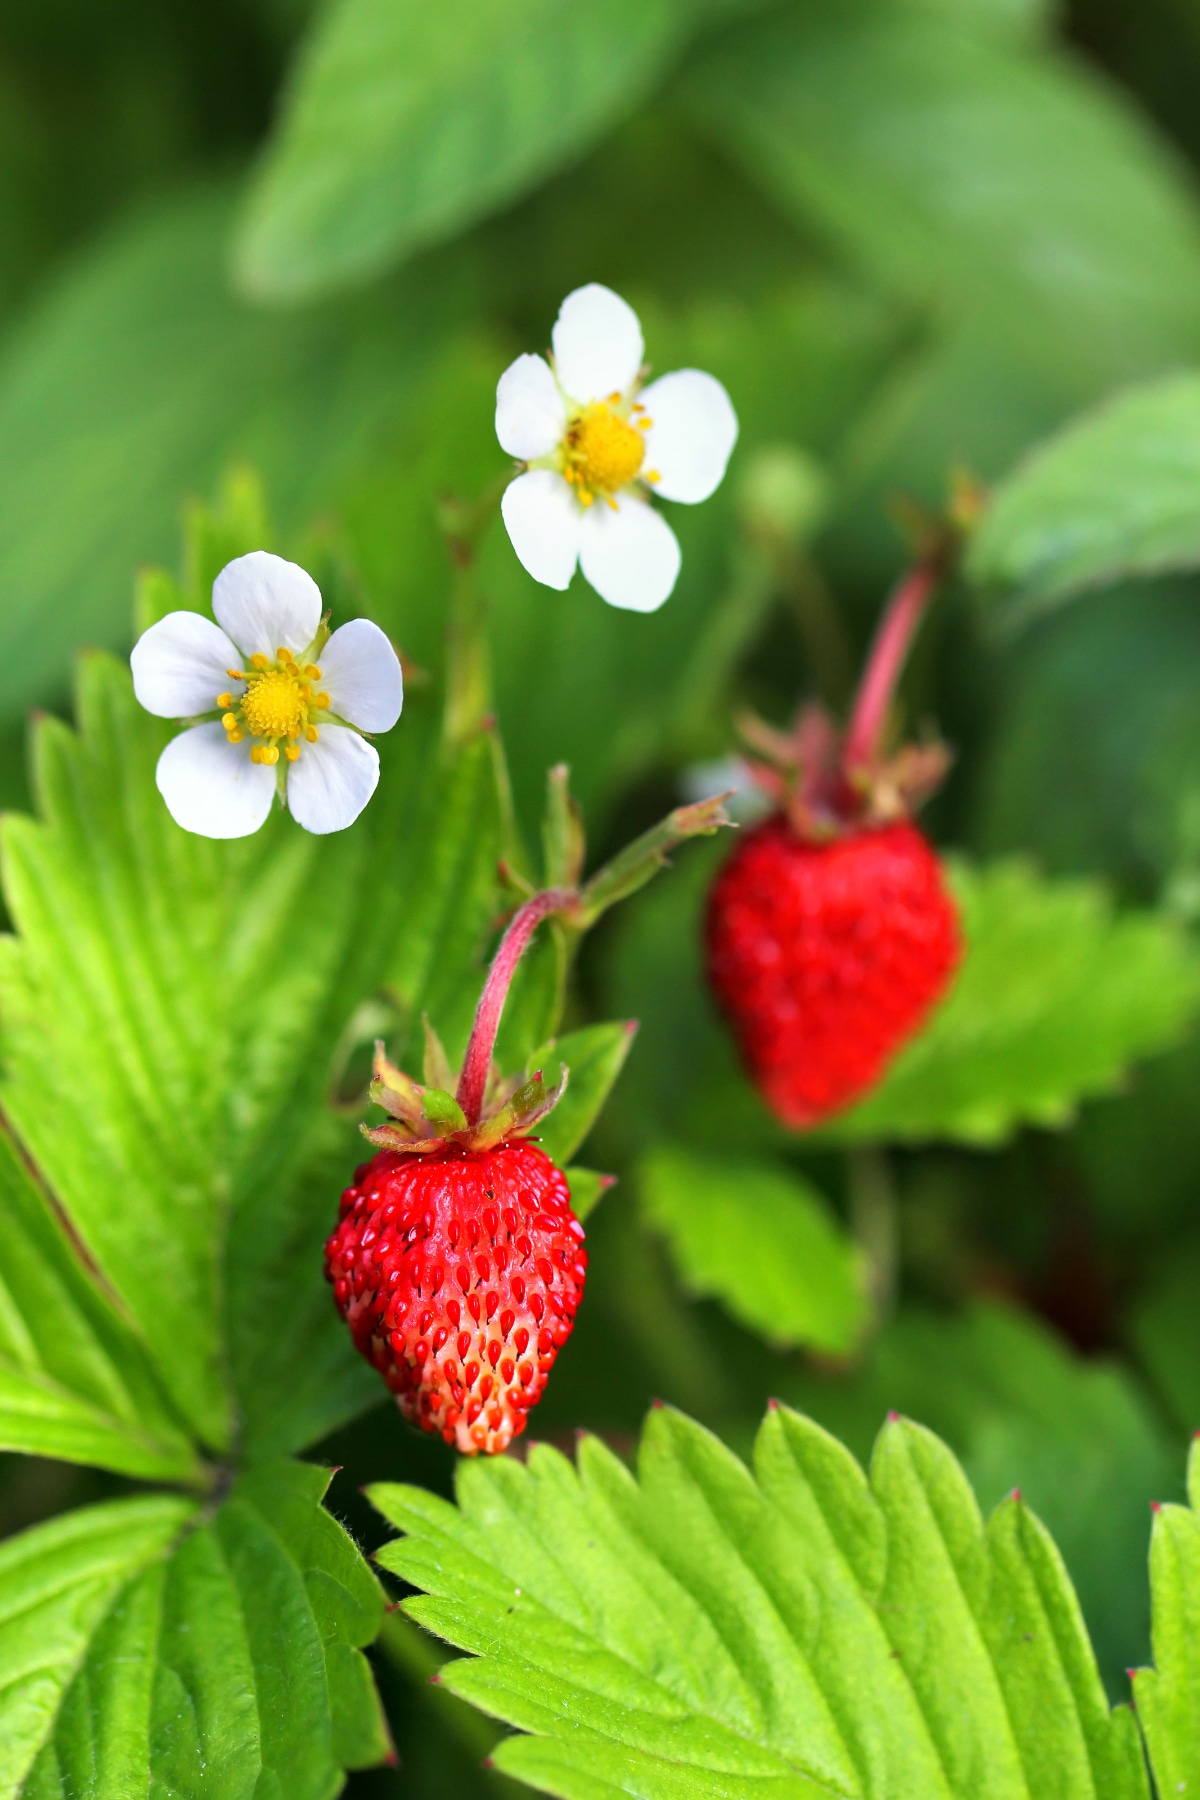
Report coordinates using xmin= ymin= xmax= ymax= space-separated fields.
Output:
xmin=1132 ymin=1439 xmax=1200 ymax=1798
xmin=373 ymin=1400 xmax=1150 ymax=1798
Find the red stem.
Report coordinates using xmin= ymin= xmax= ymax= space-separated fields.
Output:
xmin=842 ymin=556 xmax=942 ymax=773
xmin=456 ymin=889 xmax=573 ymax=1124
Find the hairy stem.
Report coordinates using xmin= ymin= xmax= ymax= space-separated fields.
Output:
xmin=842 ymin=554 xmax=943 ymax=773
xmin=456 ymin=889 xmax=574 ymax=1124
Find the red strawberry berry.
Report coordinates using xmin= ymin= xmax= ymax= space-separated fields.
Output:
xmin=707 ymin=817 xmax=960 ymax=1128
xmin=325 ymin=1139 xmax=585 ymax=1455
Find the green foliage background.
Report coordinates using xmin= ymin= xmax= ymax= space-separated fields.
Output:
xmin=5 ymin=0 xmax=1200 ymax=1792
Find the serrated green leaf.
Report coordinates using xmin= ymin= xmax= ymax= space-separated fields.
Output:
xmin=640 ymin=1143 xmax=867 ymax=1355
xmin=0 ymin=181 xmax=469 ymax=733
xmin=1132 ymin=1440 xmax=1200 ymax=1797
xmin=0 ymin=1124 xmax=200 ymax=1483
xmin=685 ymin=9 xmax=1200 ymax=390
xmin=824 ymin=859 xmax=1200 ymax=1146
xmin=968 ymin=373 xmax=1200 ymax=625
xmin=11 ymin=1459 xmax=387 ymax=1799
xmin=532 ymin=1024 xmax=637 ymax=1168
xmin=234 ymin=0 xmax=735 ymax=301
xmin=0 ymin=654 xmax=502 ymax=1459
xmin=0 ymin=1493 xmax=195 ymax=1800
xmin=371 ymin=1401 xmax=1149 ymax=1798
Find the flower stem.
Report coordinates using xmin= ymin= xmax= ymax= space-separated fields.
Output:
xmin=438 ymin=472 xmax=509 ymax=749
xmin=842 ymin=552 xmax=944 ymax=774
xmin=456 ymin=888 xmax=575 ymax=1124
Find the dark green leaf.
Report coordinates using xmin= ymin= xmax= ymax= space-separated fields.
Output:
xmin=11 ymin=1460 xmax=387 ymax=1798
xmin=0 ymin=181 xmax=469 ymax=732
xmin=686 ymin=10 xmax=1200 ymax=390
xmin=640 ymin=1143 xmax=868 ymax=1354
xmin=969 ymin=374 xmax=1200 ymax=625
xmin=235 ymin=0 xmax=735 ymax=300
xmin=372 ymin=1401 xmax=1149 ymax=1798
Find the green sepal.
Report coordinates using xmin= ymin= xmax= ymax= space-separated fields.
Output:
xmin=563 ymin=1166 xmax=615 ymax=1221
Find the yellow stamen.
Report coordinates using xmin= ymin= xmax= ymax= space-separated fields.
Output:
xmin=222 ymin=712 xmax=238 ymax=731
xmin=285 ymin=743 xmax=301 ymax=762
xmin=313 ymin=692 xmax=330 ymax=711
xmin=262 ymin=745 xmax=280 ymax=766
xmin=305 ymin=725 xmax=319 ymax=743
xmin=226 ymin=667 xmax=245 ymax=680
xmin=638 ymin=417 xmax=653 ymax=430
xmin=645 ymin=469 xmax=661 ymax=484
xmin=563 ymin=400 xmax=645 ymax=501
xmin=305 ymin=664 xmax=322 ymax=680
xmin=228 ymin=728 xmax=244 ymax=743
xmin=250 ymin=745 xmax=262 ymax=763
xmin=249 ymin=652 xmax=270 ymax=671
xmin=216 ymin=691 xmax=234 ymax=710
xmin=240 ymin=667 xmax=308 ymax=740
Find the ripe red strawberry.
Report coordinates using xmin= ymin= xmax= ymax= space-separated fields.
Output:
xmin=706 ymin=526 xmax=969 ymax=1127
xmin=325 ymin=1139 xmax=585 ymax=1455
xmin=707 ymin=818 xmax=959 ymax=1128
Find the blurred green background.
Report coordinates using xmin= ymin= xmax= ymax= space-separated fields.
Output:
xmin=6 ymin=0 xmax=1200 ymax=1789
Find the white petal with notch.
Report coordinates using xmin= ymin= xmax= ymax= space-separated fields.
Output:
xmin=496 ymin=354 xmax=567 ymax=460
xmin=320 ymin=619 xmax=403 ymax=732
xmin=640 ymin=369 xmax=739 ymax=504
xmin=501 ymin=470 xmax=582 ymax=591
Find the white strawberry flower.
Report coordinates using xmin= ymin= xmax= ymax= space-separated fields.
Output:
xmin=130 ymin=550 xmax=403 ymax=839
xmin=495 ymin=283 xmax=738 ymax=614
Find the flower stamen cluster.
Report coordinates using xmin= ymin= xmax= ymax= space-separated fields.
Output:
xmin=560 ymin=396 xmax=656 ymax=509
xmin=216 ymin=643 xmax=332 ymax=765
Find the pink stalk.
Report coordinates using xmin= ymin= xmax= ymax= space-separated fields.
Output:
xmin=842 ymin=557 xmax=942 ymax=774
xmin=456 ymin=889 xmax=573 ymax=1124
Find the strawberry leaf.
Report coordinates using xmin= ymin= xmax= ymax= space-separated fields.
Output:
xmin=8 ymin=1460 xmax=387 ymax=1799
xmin=371 ymin=1401 xmax=1151 ymax=1798
xmin=0 ymin=1120 xmax=200 ymax=1484
xmin=233 ymin=0 xmax=736 ymax=302
xmin=1133 ymin=1439 xmax=1200 ymax=1796
xmin=529 ymin=1022 xmax=637 ymax=1167
xmin=0 ymin=654 xmax=503 ymax=1459
xmin=823 ymin=859 xmax=1200 ymax=1147
xmin=968 ymin=373 xmax=1200 ymax=626
xmin=639 ymin=1142 xmax=868 ymax=1355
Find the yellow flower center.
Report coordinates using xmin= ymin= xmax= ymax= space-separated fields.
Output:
xmin=240 ymin=668 xmax=306 ymax=740
xmin=215 ymin=647 xmax=331 ymax=766
xmin=563 ymin=400 xmax=645 ymax=504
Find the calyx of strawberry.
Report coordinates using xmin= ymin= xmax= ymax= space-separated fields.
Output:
xmin=740 ymin=488 xmax=978 ymax=840
xmin=362 ymin=789 xmax=731 ymax=1156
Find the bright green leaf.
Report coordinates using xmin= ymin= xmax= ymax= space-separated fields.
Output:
xmin=533 ymin=1023 xmax=637 ymax=1168
xmin=11 ymin=1460 xmax=387 ymax=1800
xmin=372 ymin=1401 xmax=1149 ymax=1798
xmin=0 ymin=1493 xmax=195 ymax=1800
xmin=235 ymin=0 xmax=736 ymax=301
xmin=1132 ymin=1440 xmax=1200 ymax=1797
xmin=640 ymin=1143 xmax=867 ymax=1354
xmin=685 ymin=10 xmax=1200 ymax=390
xmin=0 ymin=654 xmax=502 ymax=1458
xmin=0 ymin=1125 xmax=200 ymax=1483
xmin=968 ymin=373 xmax=1200 ymax=625
xmin=824 ymin=859 xmax=1200 ymax=1146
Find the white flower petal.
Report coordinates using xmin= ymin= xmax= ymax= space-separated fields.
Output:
xmin=552 ymin=284 xmax=643 ymax=405
xmin=640 ymin=370 xmax=739 ymax=504
xmin=500 ymin=470 xmax=582 ymax=591
xmin=496 ymin=353 xmax=567 ymax=460
xmin=131 ymin=611 xmax=243 ymax=719
xmin=578 ymin=493 xmax=681 ymax=613
xmin=287 ymin=726 xmax=380 ymax=835
xmin=212 ymin=550 xmax=322 ymax=659
xmin=155 ymin=723 xmax=276 ymax=839
xmin=319 ymin=619 xmax=403 ymax=732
